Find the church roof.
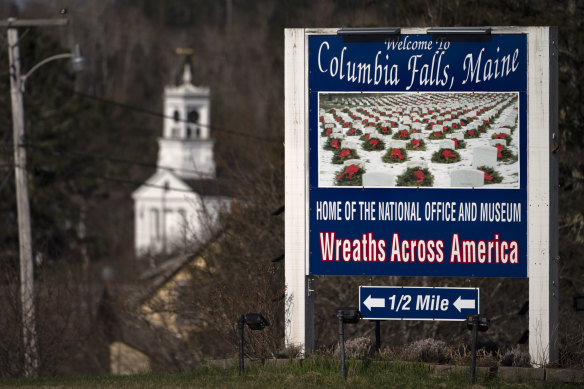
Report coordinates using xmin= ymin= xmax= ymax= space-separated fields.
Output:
xmin=164 ymin=64 xmax=209 ymax=97
xmin=165 ymin=83 xmax=210 ymax=97
xmin=133 ymin=169 xmax=237 ymax=200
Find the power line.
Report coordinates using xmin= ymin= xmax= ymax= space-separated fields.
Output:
xmin=74 ymin=172 xmax=196 ymax=193
xmin=2 ymin=161 xmax=198 ymax=194
xmin=1 ymin=140 xmax=227 ymax=195
xmin=10 ymin=142 xmax=213 ymax=177
xmin=57 ymin=87 xmax=282 ymax=144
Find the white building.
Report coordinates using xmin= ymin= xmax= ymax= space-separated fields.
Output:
xmin=132 ymin=65 xmax=231 ymax=256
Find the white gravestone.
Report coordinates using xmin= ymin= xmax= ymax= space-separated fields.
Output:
xmin=343 ymin=159 xmax=365 ymax=169
xmin=342 ymin=138 xmax=359 ymax=149
xmin=431 ymin=124 xmax=444 ymax=132
xmin=407 ymin=161 xmax=428 ymax=169
xmin=389 ymin=140 xmax=407 ymax=149
xmin=410 ymin=133 xmax=425 ymax=140
xmin=448 ymin=133 xmax=464 ymax=141
xmin=450 ymin=169 xmax=485 ymax=187
xmin=489 ymin=139 xmax=507 ymax=147
xmin=363 ymin=172 xmax=394 ymax=187
xmin=494 ymin=127 xmax=511 ymax=135
xmin=412 ymin=122 xmax=424 ymax=131
xmin=472 ymin=146 xmax=497 ymax=169
xmin=440 ymin=139 xmax=456 ymax=150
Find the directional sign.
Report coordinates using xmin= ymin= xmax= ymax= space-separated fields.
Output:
xmin=359 ymin=286 xmax=479 ymax=321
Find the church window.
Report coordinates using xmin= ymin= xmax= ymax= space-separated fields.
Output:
xmin=178 ymin=209 xmax=187 ymax=223
xmin=188 ymin=109 xmax=199 ymax=123
xmin=164 ymin=209 xmax=173 ymax=243
xmin=187 ymin=110 xmax=199 ymax=138
xmin=173 ymin=110 xmax=180 ymax=122
xmin=150 ymin=209 xmax=160 ymax=241
xmin=178 ymin=209 xmax=188 ymax=244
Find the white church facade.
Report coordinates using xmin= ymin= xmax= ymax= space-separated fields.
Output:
xmin=132 ymin=65 xmax=231 ymax=256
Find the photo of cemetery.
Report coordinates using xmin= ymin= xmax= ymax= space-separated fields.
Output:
xmin=318 ymin=92 xmax=520 ymax=188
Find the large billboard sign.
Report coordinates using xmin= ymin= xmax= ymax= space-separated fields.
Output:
xmin=308 ymin=33 xmax=527 ymax=278
xmin=285 ymin=27 xmax=557 ymax=364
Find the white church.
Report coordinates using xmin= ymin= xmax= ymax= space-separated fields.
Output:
xmin=132 ymin=64 xmax=232 ymax=256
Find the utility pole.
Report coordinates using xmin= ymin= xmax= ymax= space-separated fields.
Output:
xmin=225 ymin=0 xmax=233 ymax=34
xmin=1 ymin=17 xmax=69 ymax=377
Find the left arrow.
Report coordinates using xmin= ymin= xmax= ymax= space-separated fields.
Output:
xmin=453 ymin=296 xmax=476 ymax=312
xmin=364 ymin=295 xmax=385 ymax=311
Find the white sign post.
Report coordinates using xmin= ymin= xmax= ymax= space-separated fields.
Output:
xmin=527 ymin=26 xmax=559 ymax=366
xmin=284 ymin=28 xmax=314 ymax=353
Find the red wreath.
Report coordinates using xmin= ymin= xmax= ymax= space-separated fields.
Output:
xmin=337 ymin=164 xmax=360 ymax=180
xmin=413 ymin=170 xmax=424 ymax=183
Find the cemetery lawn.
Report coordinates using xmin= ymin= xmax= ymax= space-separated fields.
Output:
xmin=0 ymin=360 xmax=578 ymax=388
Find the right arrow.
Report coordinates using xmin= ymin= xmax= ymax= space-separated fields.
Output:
xmin=453 ymin=296 xmax=476 ymax=312
xmin=364 ymin=294 xmax=386 ymax=311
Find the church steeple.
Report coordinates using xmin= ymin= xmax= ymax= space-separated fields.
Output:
xmin=157 ymin=62 xmax=215 ymax=179
xmin=133 ymin=55 xmax=228 ymax=257
xmin=182 ymin=63 xmax=192 ymax=85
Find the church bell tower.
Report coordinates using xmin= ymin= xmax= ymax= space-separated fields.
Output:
xmin=157 ymin=64 xmax=215 ymax=179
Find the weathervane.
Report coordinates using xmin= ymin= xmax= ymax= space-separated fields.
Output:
xmin=175 ymin=47 xmax=194 ymax=85
xmin=175 ymin=47 xmax=194 ymax=58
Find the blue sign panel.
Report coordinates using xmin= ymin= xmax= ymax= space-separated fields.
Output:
xmin=308 ymin=33 xmax=528 ymax=278
xmin=359 ymin=286 xmax=480 ymax=321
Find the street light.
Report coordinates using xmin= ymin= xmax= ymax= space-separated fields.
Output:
xmin=336 ymin=307 xmax=361 ymax=381
xmin=466 ymin=314 xmax=490 ymax=383
xmin=238 ymin=313 xmax=269 ymax=375
xmin=20 ymin=43 xmax=85 ymax=89
xmin=71 ymin=44 xmax=86 ymax=72
xmin=3 ymin=16 xmax=84 ymax=376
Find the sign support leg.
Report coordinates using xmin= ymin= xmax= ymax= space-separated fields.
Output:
xmin=337 ymin=313 xmax=346 ymax=381
xmin=375 ymin=320 xmax=381 ymax=352
xmin=238 ymin=314 xmax=244 ymax=376
xmin=527 ymin=26 xmax=559 ymax=367
xmin=284 ymin=28 xmax=315 ymax=356
xmin=470 ymin=320 xmax=478 ymax=384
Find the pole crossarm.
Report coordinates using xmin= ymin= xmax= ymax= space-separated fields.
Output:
xmin=0 ymin=18 xmax=68 ymax=27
